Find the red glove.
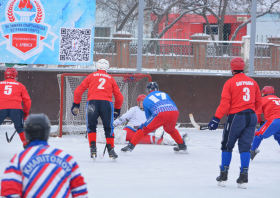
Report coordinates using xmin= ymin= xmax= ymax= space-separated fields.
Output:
xmin=24 ymin=112 xmax=29 ymax=121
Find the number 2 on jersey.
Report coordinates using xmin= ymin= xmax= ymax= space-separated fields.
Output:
xmin=4 ymin=85 xmax=12 ymax=95
xmin=149 ymin=93 xmax=166 ymax=103
xmin=272 ymin=100 xmax=280 ymax=105
xmin=98 ymin=78 xmax=106 ymax=89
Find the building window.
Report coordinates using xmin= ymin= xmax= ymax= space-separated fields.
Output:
xmin=95 ymin=27 xmax=110 ymax=37
xmin=205 ymin=25 xmax=219 ymax=35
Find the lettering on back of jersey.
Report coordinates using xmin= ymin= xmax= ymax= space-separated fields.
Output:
xmin=236 ymin=81 xmax=254 ymax=86
xmin=93 ymin=73 xmax=111 ymax=79
xmin=0 ymin=81 xmax=19 ymax=85
xmin=22 ymin=154 xmax=71 ymax=178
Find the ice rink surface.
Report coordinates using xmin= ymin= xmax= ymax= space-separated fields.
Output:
xmin=1 ymin=125 xmax=280 ymax=198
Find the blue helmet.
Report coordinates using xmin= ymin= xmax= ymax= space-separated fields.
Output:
xmin=147 ymin=82 xmax=159 ymax=92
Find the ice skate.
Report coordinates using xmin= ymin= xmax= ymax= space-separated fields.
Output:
xmin=237 ymin=167 xmax=248 ymax=189
xmin=121 ymin=143 xmax=135 ymax=153
xmin=173 ymin=143 xmax=188 ymax=154
xmin=90 ymin=141 xmax=97 ymax=161
xmin=216 ymin=166 xmax=229 ymax=187
xmin=250 ymin=149 xmax=260 ymax=160
xmin=106 ymin=144 xmax=118 ymax=162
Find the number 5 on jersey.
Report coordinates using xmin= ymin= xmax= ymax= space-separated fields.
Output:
xmin=4 ymin=85 xmax=12 ymax=95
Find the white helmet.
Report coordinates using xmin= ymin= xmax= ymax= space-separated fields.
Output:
xmin=96 ymin=59 xmax=109 ymax=71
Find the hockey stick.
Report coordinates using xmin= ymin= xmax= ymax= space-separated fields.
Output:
xmin=189 ymin=114 xmax=224 ymax=130
xmin=6 ymin=130 xmax=17 ymax=143
xmin=99 ymin=144 xmax=107 ymax=159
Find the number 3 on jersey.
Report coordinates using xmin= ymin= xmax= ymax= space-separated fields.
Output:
xmin=149 ymin=93 xmax=166 ymax=103
xmin=4 ymin=85 xmax=12 ymax=95
xmin=243 ymin=87 xmax=250 ymax=101
xmin=98 ymin=78 xmax=106 ymax=89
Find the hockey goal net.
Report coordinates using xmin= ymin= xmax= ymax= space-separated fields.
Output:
xmin=55 ymin=73 xmax=152 ymax=137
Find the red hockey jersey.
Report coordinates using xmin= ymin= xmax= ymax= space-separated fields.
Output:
xmin=215 ymin=73 xmax=262 ymax=119
xmin=256 ymin=95 xmax=280 ymax=122
xmin=0 ymin=79 xmax=31 ymax=113
xmin=74 ymin=70 xmax=124 ymax=109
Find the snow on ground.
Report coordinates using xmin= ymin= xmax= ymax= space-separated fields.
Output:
xmin=1 ymin=125 xmax=280 ymax=198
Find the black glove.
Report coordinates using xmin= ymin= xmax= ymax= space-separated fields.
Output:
xmin=208 ymin=116 xmax=220 ymax=130
xmin=260 ymin=120 xmax=265 ymax=126
xmin=71 ymin=103 xmax=80 ymax=116
xmin=114 ymin=108 xmax=121 ymax=119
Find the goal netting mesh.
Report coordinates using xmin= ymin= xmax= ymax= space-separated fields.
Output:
xmin=55 ymin=73 xmax=151 ymax=137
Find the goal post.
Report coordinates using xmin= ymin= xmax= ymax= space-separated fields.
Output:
xmin=56 ymin=73 xmax=152 ymax=137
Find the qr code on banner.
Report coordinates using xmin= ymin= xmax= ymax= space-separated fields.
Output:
xmin=59 ymin=28 xmax=91 ymax=62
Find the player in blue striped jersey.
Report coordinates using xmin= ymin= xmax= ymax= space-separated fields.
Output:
xmin=121 ymin=82 xmax=187 ymax=153
xmin=1 ymin=114 xmax=88 ymax=198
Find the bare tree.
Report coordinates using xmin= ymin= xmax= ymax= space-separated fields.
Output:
xmin=96 ymin=0 xmax=280 ymax=42
xmin=96 ymin=0 xmax=208 ymax=37
xmin=96 ymin=0 xmax=139 ymax=32
xmin=194 ymin=0 xmax=280 ymax=41
xmin=230 ymin=0 xmax=280 ymax=41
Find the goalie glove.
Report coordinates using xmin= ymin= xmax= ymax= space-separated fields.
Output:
xmin=71 ymin=103 xmax=80 ymax=116
xmin=114 ymin=108 xmax=121 ymax=119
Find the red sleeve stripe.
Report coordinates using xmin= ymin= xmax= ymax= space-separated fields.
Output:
xmin=1 ymin=180 xmax=22 ymax=196
xmin=1 ymin=179 xmax=22 ymax=185
xmin=72 ymin=190 xmax=88 ymax=197
xmin=5 ymin=167 xmax=21 ymax=175
xmin=70 ymin=175 xmax=86 ymax=190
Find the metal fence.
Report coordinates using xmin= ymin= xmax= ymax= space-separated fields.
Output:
xmin=1 ymin=37 xmax=279 ymax=76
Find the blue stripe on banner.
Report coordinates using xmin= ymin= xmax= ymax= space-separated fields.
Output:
xmin=86 ymin=101 xmax=89 ymax=133
xmin=110 ymin=102 xmax=114 ymax=136
xmin=34 ymin=166 xmax=60 ymax=195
